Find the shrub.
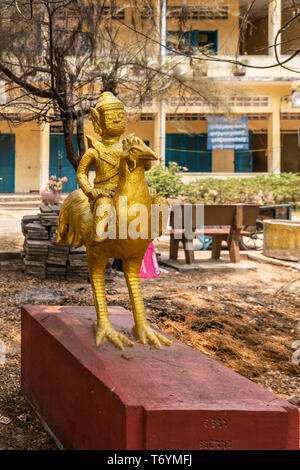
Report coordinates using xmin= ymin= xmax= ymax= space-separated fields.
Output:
xmin=146 ymin=162 xmax=185 ymax=198
xmin=183 ymin=173 xmax=300 ymax=208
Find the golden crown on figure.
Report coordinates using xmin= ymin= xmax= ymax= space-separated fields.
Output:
xmin=94 ymin=91 xmax=124 ymax=111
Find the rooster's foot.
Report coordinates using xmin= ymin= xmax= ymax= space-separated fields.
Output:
xmin=93 ymin=323 xmax=134 ymax=350
xmin=133 ymin=324 xmax=173 ymax=348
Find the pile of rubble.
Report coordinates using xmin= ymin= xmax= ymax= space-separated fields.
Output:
xmin=22 ymin=205 xmax=89 ymax=281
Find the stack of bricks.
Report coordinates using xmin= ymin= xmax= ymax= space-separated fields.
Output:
xmin=67 ymin=246 xmax=90 ymax=282
xmin=21 ymin=205 xmax=89 ymax=282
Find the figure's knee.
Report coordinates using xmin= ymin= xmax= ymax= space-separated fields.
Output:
xmin=94 ymin=197 xmax=113 ymax=218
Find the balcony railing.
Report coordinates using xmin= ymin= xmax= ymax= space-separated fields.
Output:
xmin=157 ymin=53 xmax=300 ymax=80
xmin=194 ymin=55 xmax=300 ymax=79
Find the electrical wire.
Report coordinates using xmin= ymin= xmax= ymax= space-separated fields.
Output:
xmin=166 ymin=147 xmax=268 ymax=154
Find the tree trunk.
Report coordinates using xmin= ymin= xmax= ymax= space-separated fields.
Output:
xmin=62 ymin=116 xmax=80 ymax=171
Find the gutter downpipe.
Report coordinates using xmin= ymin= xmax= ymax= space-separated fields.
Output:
xmin=160 ymin=0 xmax=166 ymax=166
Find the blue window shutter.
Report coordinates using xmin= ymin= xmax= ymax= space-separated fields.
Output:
xmin=166 ymin=133 xmax=212 ymax=172
xmin=0 ymin=134 xmax=15 ymax=192
xmin=191 ymin=30 xmax=198 ymax=47
xmin=208 ymin=30 xmax=218 ymax=53
xmin=166 ymin=134 xmax=172 ymax=164
xmin=185 ymin=134 xmax=198 ymax=172
xmin=166 ymin=134 xmax=186 ymax=167
xmin=50 ymin=134 xmax=78 ymax=192
xmin=198 ymin=134 xmax=212 ymax=172
xmin=214 ymin=30 xmax=218 ymax=53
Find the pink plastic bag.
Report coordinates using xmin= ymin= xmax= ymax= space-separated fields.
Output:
xmin=140 ymin=242 xmax=160 ymax=278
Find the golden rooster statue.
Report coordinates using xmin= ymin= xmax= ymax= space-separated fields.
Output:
xmin=57 ymin=92 xmax=172 ymax=350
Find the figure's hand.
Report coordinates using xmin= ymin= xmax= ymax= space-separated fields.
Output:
xmin=88 ymin=188 xmax=114 ymax=200
xmin=122 ymin=133 xmax=144 ymax=151
xmin=88 ymin=188 xmax=102 ymax=200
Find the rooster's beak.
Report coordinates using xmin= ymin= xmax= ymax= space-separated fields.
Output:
xmin=139 ymin=147 xmax=158 ymax=161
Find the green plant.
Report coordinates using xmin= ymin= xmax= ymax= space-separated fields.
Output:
xmin=232 ymin=54 xmax=249 ymax=76
xmin=146 ymin=162 xmax=185 ymax=198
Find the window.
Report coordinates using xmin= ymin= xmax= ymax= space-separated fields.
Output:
xmin=281 ymin=113 xmax=300 ymax=120
xmin=169 ymin=96 xmax=206 ymax=107
xmin=248 ymin=114 xmax=268 ymax=120
xmin=140 ymin=5 xmax=156 ymax=21
xmin=229 ymin=96 xmax=270 ymax=108
xmin=66 ymin=31 xmax=92 ymax=56
xmin=12 ymin=30 xmax=29 ymax=54
xmin=78 ymin=32 xmax=92 ymax=55
xmin=140 ymin=114 xmax=154 ymax=121
xmin=166 ymin=134 xmax=212 ymax=172
xmin=102 ymin=6 xmax=125 ymax=20
xmin=167 ymin=30 xmax=218 ymax=55
xmin=166 ymin=113 xmax=206 ymax=121
xmin=169 ymin=95 xmax=269 ymax=109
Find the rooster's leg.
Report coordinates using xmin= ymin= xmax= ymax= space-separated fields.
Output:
xmin=87 ymin=249 xmax=133 ymax=350
xmin=123 ymin=257 xmax=172 ymax=348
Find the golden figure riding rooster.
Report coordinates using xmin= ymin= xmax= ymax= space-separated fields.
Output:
xmin=57 ymin=92 xmax=171 ymax=350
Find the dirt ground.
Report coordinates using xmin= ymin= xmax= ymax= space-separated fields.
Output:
xmin=0 ymin=246 xmax=299 ymax=449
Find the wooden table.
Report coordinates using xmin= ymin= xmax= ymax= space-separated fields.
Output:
xmin=168 ymin=204 xmax=260 ymax=264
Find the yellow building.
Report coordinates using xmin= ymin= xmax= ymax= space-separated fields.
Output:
xmin=0 ymin=0 xmax=300 ymax=192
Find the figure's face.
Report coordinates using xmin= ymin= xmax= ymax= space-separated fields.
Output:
xmin=101 ymin=107 xmax=126 ymax=137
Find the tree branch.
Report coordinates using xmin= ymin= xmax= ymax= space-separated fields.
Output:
xmin=0 ymin=63 xmax=53 ymax=98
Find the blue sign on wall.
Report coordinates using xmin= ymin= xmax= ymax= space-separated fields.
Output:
xmin=207 ymin=117 xmax=249 ymax=150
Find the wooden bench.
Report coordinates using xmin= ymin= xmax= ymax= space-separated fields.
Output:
xmin=168 ymin=204 xmax=260 ymax=264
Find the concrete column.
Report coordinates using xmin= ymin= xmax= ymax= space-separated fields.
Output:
xmin=39 ymin=122 xmax=50 ymax=191
xmin=268 ymin=0 xmax=281 ymax=56
xmin=267 ymin=105 xmax=281 ymax=174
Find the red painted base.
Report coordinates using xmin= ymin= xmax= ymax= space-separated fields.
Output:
xmin=21 ymin=305 xmax=299 ymax=450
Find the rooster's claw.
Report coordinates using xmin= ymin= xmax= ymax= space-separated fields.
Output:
xmin=133 ymin=324 xmax=172 ymax=348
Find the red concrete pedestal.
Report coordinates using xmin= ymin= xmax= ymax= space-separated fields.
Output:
xmin=21 ymin=305 xmax=299 ymax=450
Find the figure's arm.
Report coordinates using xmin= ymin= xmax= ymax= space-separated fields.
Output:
xmin=76 ymin=148 xmax=97 ymax=197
